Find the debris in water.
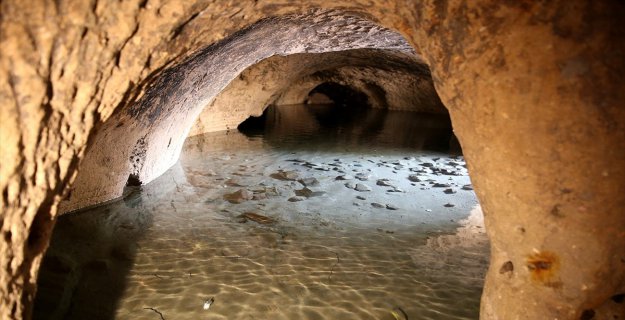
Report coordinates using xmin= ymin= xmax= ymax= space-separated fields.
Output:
xmin=336 ymin=174 xmax=354 ymax=180
xmin=288 ymin=196 xmax=306 ymax=202
xmin=237 ymin=212 xmax=276 ymax=224
xmin=376 ymin=179 xmax=395 ymax=187
xmin=355 ymin=173 xmax=370 ymax=181
xmin=203 ymin=297 xmax=215 ymax=310
xmin=270 ymin=170 xmax=300 ymax=181
xmin=295 ymin=187 xmax=326 ymax=198
xmin=223 ymin=189 xmax=253 ymax=203
xmin=298 ymin=177 xmax=319 ymax=186
xmin=433 ymin=183 xmax=451 ymax=188
xmin=391 ymin=306 xmax=409 ymax=320
xmin=143 ymin=307 xmax=166 ymax=320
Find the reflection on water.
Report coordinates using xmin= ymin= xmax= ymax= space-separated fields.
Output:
xmin=35 ymin=105 xmax=488 ymax=320
xmin=240 ymin=104 xmax=458 ymax=153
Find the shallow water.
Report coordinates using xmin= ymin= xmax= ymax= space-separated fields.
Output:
xmin=35 ymin=105 xmax=489 ymax=320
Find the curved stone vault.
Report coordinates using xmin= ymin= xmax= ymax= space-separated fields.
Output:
xmin=189 ymin=48 xmax=445 ymax=136
xmin=1 ymin=1 xmax=624 ymax=319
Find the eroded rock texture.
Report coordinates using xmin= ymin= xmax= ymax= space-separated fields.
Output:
xmin=1 ymin=0 xmax=624 ymax=319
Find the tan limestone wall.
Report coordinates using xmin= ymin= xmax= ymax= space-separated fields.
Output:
xmin=409 ymin=1 xmax=625 ymax=319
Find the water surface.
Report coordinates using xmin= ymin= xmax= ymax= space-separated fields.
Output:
xmin=35 ymin=105 xmax=489 ymax=320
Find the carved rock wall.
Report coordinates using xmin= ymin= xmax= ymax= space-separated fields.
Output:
xmin=409 ymin=1 xmax=625 ymax=318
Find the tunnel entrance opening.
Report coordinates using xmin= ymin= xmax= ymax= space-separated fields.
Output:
xmin=305 ymin=82 xmax=370 ymax=108
xmin=238 ymin=102 xmax=459 ymax=154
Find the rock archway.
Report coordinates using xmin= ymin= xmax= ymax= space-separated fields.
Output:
xmin=1 ymin=1 xmax=624 ymax=319
xmin=189 ymin=48 xmax=445 ymax=136
xmin=58 ymin=11 xmax=420 ymax=213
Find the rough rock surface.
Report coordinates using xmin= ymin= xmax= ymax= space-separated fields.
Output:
xmin=0 ymin=1 xmax=624 ymax=319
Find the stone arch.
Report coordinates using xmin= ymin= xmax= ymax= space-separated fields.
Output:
xmin=189 ymin=48 xmax=446 ymax=136
xmin=59 ymin=10 xmax=420 ymax=213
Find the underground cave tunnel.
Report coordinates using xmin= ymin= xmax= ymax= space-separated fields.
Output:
xmin=33 ymin=39 xmax=491 ymax=319
xmin=2 ymin=3 xmax=625 ymax=320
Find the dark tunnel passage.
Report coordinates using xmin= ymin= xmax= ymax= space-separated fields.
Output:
xmin=305 ymin=82 xmax=371 ymax=108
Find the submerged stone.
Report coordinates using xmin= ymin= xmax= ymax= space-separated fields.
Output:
xmin=295 ymin=187 xmax=326 ymax=198
xmin=223 ymin=189 xmax=253 ymax=203
xmin=376 ymin=179 xmax=395 ymax=187
xmin=288 ymin=196 xmax=307 ymax=202
xmin=298 ymin=177 xmax=319 ymax=186
xmin=238 ymin=212 xmax=276 ymax=224
xmin=336 ymin=175 xmax=353 ymax=180
xmin=432 ymin=183 xmax=451 ymax=188
xmin=271 ymin=170 xmax=300 ymax=181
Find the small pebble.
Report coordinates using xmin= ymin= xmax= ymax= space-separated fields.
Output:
xmin=288 ymin=196 xmax=306 ymax=202
xmin=298 ymin=177 xmax=319 ymax=187
xmin=336 ymin=175 xmax=354 ymax=180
